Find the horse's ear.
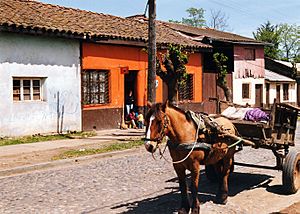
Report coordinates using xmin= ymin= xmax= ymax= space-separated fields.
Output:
xmin=147 ymin=101 xmax=152 ymax=108
xmin=165 ymin=100 xmax=170 ymax=107
xmin=162 ymin=100 xmax=169 ymax=111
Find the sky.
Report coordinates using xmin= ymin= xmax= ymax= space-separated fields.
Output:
xmin=38 ymin=0 xmax=300 ymax=38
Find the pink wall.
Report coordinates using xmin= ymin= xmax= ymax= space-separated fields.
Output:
xmin=234 ymin=45 xmax=265 ymax=78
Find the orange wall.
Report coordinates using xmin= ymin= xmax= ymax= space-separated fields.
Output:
xmin=185 ymin=53 xmax=203 ymax=102
xmin=82 ymin=43 xmax=203 ymax=109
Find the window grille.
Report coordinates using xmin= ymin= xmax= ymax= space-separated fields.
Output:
xmin=82 ymin=70 xmax=110 ymax=105
xmin=178 ymin=74 xmax=194 ymax=101
xmin=13 ymin=78 xmax=42 ymax=101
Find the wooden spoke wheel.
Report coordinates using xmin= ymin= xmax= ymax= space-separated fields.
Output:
xmin=282 ymin=150 xmax=300 ymax=194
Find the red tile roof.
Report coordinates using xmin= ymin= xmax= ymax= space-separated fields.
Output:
xmin=0 ymin=0 xmax=211 ymax=49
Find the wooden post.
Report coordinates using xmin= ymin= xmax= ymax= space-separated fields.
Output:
xmin=148 ymin=0 xmax=156 ymax=103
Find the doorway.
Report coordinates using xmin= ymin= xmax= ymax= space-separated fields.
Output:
xmin=255 ymin=84 xmax=263 ymax=107
xmin=266 ymin=83 xmax=270 ymax=108
xmin=276 ymin=85 xmax=281 ymax=102
xmin=124 ymin=70 xmax=138 ymax=115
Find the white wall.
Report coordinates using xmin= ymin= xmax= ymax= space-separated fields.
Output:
xmin=0 ymin=32 xmax=81 ymax=136
xmin=232 ymin=77 xmax=265 ymax=106
xmin=267 ymin=82 xmax=297 ymax=104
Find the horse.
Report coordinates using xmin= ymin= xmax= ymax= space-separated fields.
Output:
xmin=144 ymin=101 xmax=238 ymax=214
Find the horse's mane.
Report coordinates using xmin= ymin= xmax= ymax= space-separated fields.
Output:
xmin=147 ymin=102 xmax=192 ymax=122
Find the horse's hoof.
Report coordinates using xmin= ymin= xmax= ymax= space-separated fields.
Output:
xmin=215 ymin=194 xmax=228 ymax=205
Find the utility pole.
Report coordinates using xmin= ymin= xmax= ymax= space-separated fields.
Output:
xmin=147 ymin=0 xmax=156 ymax=103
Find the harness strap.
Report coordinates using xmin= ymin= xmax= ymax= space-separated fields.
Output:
xmin=167 ymin=140 xmax=211 ymax=151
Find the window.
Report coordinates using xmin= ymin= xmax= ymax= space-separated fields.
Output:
xmin=178 ymin=74 xmax=194 ymax=101
xmin=13 ymin=78 xmax=42 ymax=101
xmin=242 ymin=83 xmax=250 ymax=99
xmin=283 ymin=83 xmax=289 ymax=101
xmin=82 ymin=70 xmax=110 ymax=105
xmin=245 ymin=48 xmax=255 ymax=60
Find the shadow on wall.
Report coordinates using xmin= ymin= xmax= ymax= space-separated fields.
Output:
xmin=0 ymin=32 xmax=79 ymax=67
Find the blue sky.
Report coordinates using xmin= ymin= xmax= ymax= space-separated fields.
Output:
xmin=39 ymin=0 xmax=300 ymax=38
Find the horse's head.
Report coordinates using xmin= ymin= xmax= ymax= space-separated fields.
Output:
xmin=144 ymin=102 xmax=169 ymax=153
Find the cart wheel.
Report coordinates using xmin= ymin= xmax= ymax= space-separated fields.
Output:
xmin=282 ymin=150 xmax=300 ymax=194
xmin=205 ymin=165 xmax=218 ymax=183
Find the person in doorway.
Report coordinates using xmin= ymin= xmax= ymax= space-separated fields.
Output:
xmin=127 ymin=109 xmax=137 ymax=128
xmin=125 ymin=90 xmax=134 ymax=116
xmin=136 ymin=111 xmax=144 ymax=129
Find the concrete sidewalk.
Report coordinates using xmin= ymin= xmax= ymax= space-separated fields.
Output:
xmin=0 ymin=128 xmax=145 ymax=176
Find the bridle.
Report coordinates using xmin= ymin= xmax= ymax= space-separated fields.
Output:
xmin=145 ymin=110 xmax=205 ymax=164
xmin=144 ymin=113 xmax=169 ymax=144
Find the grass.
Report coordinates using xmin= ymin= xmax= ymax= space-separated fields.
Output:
xmin=52 ymin=140 xmax=144 ymax=160
xmin=0 ymin=131 xmax=96 ymax=147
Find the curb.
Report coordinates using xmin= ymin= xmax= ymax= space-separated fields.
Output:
xmin=0 ymin=147 xmax=142 ymax=177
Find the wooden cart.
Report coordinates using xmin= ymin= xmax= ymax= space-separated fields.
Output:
xmin=206 ymin=98 xmax=300 ymax=194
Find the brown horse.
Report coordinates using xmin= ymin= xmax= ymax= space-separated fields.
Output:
xmin=144 ymin=102 xmax=237 ymax=214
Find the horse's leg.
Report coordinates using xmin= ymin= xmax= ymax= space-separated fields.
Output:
xmin=173 ymin=164 xmax=190 ymax=214
xmin=190 ymin=162 xmax=200 ymax=214
xmin=215 ymin=155 xmax=233 ymax=204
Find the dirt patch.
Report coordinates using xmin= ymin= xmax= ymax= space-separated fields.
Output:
xmin=0 ymin=140 xmax=121 ymax=171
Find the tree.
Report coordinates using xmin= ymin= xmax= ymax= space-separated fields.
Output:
xmin=169 ymin=7 xmax=206 ymax=27
xmin=253 ymin=21 xmax=281 ymax=59
xmin=278 ymin=23 xmax=300 ymax=62
xmin=213 ymin=53 xmax=233 ymax=102
xmin=156 ymin=45 xmax=189 ymax=104
xmin=208 ymin=9 xmax=230 ymax=31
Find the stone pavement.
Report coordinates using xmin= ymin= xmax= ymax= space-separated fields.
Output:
xmin=0 ymin=128 xmax=145 ymax=176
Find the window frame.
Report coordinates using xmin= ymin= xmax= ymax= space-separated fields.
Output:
xmin=82 ymin=69 xmax=111 ymax=106
xmin=178 ymin=74 xmax=194 ymax=102
xmin=242 ymin=83 xmax=250 ymax=99
xmin=13 ymin=78 xmax=43 ymax=101
xmin=245 ymin=48 xmax=256 ymax=61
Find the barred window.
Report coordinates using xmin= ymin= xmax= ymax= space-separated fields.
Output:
xmin=82 ymin=70 xmax=110 ymax=105
xmin=178 ymin=74 xmax=194 ymax=101
xmin=13 ymin=78 xmax=42 ymax=101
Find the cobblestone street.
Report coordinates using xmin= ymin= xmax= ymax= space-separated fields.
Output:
xmin=1 ymin=142 xmax=300 ymax=214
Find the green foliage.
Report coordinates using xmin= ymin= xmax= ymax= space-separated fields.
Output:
xmin=253 ymin=22 xmax=299 ymax=62
xmin=278 ymin=23 xmax=300 ymax=62
xmin=52 ymin=140 xmax=144 ymax=160
xmin=182 ymin=7 xmax=206 ymax=27
xmin=156 ymin=45 xmax=190 ymax=102
xmin=169 ymin=7 xmax=206 ymax=27
xmin=253 ymin=21 xmax=281 ymax=59
xmin=213 ymin=52 xmax=228 ymax=85
xmin=0 ymin=132 xmax=96 ymax=147
xmin=167 ymin=45 xmax=188 ymax=81
xmin=168 ymin=19 xmax=182 ymax=24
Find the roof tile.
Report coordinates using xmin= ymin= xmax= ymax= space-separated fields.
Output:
xmin=0 ymin=0 xmax=211 ymax=49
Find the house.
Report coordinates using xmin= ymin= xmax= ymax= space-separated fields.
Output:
xmin=265 ymin=57 xmax=300 ymax=106
xmin=0 ymin=0 xmax=211 ymax=136
xmin=265 ymin=69 xmax=297 ymax=107
xmin=162 ymin=22 xmax=267 ymax=112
